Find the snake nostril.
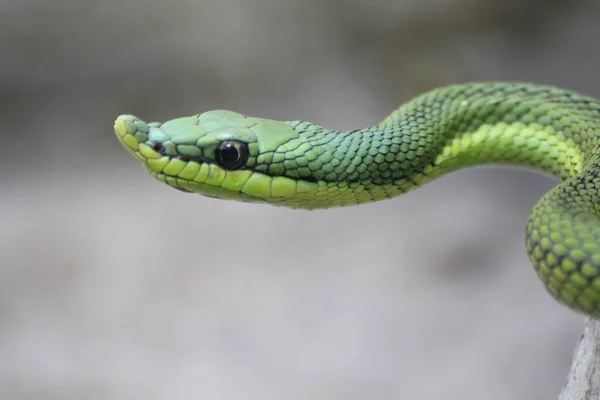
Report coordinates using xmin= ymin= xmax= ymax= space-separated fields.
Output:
xmin=152 ymin=142 xmax=163 ymax=152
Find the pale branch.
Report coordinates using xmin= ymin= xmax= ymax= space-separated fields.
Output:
xmin=559 ymin=318 xmax=600 ymax=400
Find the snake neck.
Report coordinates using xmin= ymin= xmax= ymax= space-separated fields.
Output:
xmin=273 ymin=83 xmax=600 ymax=206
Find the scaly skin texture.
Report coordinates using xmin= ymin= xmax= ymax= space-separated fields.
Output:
xmin=114 ymin=82 xmax=600 ymax=316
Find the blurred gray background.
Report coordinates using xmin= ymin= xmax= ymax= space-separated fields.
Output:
xmin=1 ymin=0 xmax=599 ymax=399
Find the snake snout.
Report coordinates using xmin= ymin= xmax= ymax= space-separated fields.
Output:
xmin=114 ymin=115 xmax=152 ymax=155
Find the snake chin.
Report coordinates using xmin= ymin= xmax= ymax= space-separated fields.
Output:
xmin=171 ymin=186 xmax=194 ymax=193
xmin=148 ymin=172 xmax=193 ymax=193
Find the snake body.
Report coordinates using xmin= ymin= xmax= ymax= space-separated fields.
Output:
xmin=114 ymin=82 xmax=600 ymax=317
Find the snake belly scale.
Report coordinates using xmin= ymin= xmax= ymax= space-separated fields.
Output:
xmin=114 ymin=82 xmax=600 ymax=317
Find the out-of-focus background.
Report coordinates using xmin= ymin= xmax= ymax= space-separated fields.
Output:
xmin=1 ymin=1 xmax=599 ymax=399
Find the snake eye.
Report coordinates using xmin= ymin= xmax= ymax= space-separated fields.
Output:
xmin=215 ymin=140 xmax=248 ymax=170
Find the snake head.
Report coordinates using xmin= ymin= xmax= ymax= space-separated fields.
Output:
xmin=114 ymin=110 xmax=318 ymax=204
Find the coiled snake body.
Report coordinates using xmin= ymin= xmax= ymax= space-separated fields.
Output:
xmin=114 ymin=82 xmax=600 ymax=317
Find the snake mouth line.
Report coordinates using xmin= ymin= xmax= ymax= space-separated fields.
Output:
xmin=161 ymin=153 xmax=213 ymax=166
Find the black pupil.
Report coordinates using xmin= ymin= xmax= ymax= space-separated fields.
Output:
xmin=220 ymin=143 xmax=240 ymax=164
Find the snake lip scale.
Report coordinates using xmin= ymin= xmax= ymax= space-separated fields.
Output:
xmin=115 ymin=81 xmax=600 ymax=317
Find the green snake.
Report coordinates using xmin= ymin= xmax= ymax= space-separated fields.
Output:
xmin=114 ymin=82 xmax=600 ymax=317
